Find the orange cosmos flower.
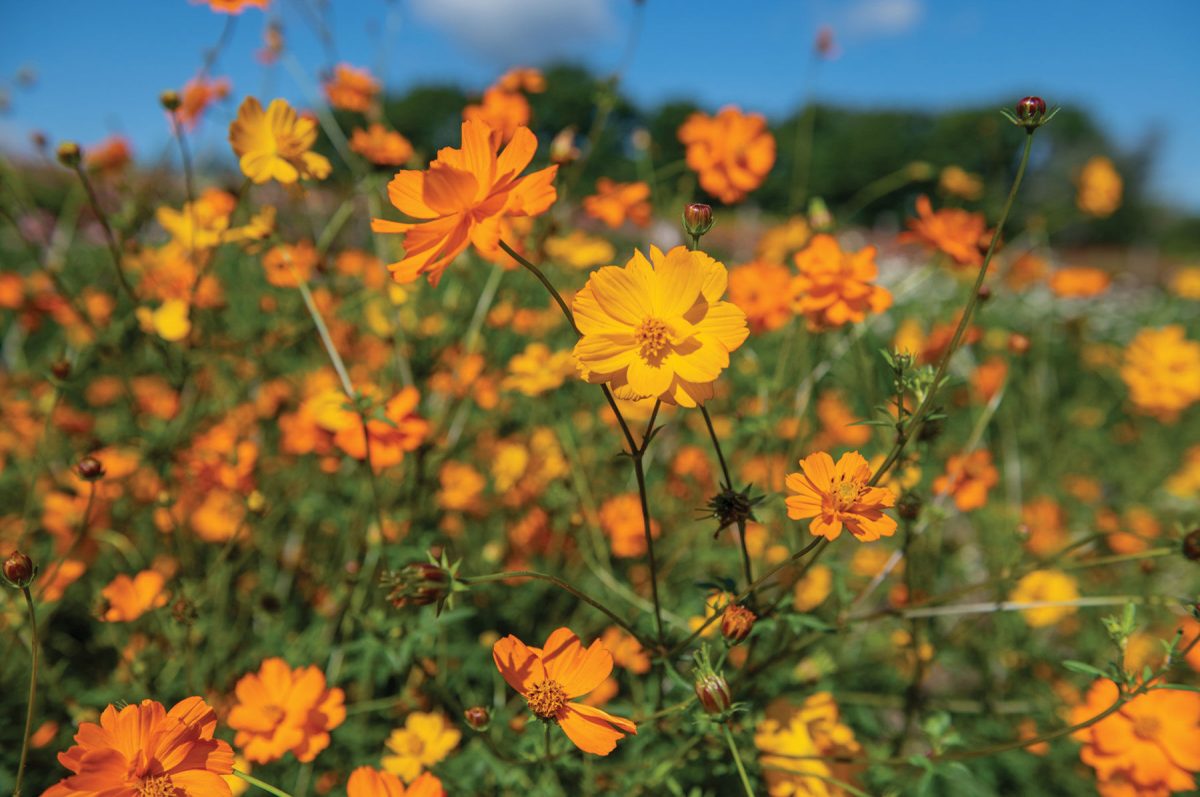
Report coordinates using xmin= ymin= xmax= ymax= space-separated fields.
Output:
xmin=100 ymin=570 xmax=169 ymax=622
xmin=85 ymin=136 xmax=132 ymax=176
xmin=351 ymin=123 xmax=414 ymax=167
xmin=1049 ymin=266 xmax=1111 ymax=298
xmin=1072 ymin=679 xmax=1200 ymax=796
xmin=785 ymin=451 xmax=897 ymax=542
xmin=572 ymin=245 xmax=749 ymax=407
xmin=43 ymin=697 xmax=234 ymax=797
xmin=261 ymin=240 xmax=318 ymax=288
xmin=678 ymin=106 xmax=776 ymax=204
xmin=463 ymin=87 xmax=531 ymax=145
xmin=599 ymin=493 xmax=661 ymax=558
xmin=493 ymin=627 xmax=637 ymax=755
xmin=496 ymin=67 xmax=546 ymax=93
xmin=227 ymin=658 xmax=346 ymax=764
xmin=310 ymin=386 xmax=428 ymax=471
xmin=1021 ymin=496 xmax=1068 ymax=557
xmin=1119 ymin=325 xmax=1200 ymax=421
xmin=1077 ymin=156 xmax=1123 ymax=218
xmin=371 ymin=119 xmax=558 ymax=285
xmin=347 ymin=768 xmax=444 ymax=797
xmin=196 ymin=0 xmax=268 ymax=12
xmin=178 ymin=75 xmax=231 ymax=130
xmin=900 ymin=195 xmax=991 ymax=269
xmin=728 ymin=260 xmax=795 ymax=333
xmin=582 ymin=178 xmax=652 ymax=228
xmin=933 ymin=449 xmax=999 ymax=512
xmin=790 ymin=234 xmax=892 ymax=330
xmin=229 ymin=97 xmax=331 ymax=184
xmin=324 ymin=64 xmax=380 ymax=113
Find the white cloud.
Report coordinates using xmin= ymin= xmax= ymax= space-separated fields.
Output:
xmin=409 ymin=0 xmax=616 ymax=65
xmin=843 ymin=0 xmax=924 ymax=38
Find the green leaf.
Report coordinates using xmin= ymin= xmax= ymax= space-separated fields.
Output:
xmin=1062 ymin=660 xmax=1108 ymax=679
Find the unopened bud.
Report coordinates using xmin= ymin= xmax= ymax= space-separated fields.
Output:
xmin=57 ymin=141 xmax=81 ymax=168
xmin=383 ymin=562 xmax=449 ymax=609
xmin=683 ymin=203 xmax=714 ymax=240
xmin=76 ymin=455 xmax=106 ymax=482
xmin=160 ymin=90 xmax=182 ymax=112
xmin=3 ymin=551 xmax=35 ymax=588
xmin=51 ymin=360 xmax=71 ymax=380
xmin=1015 ymin=96 xmax=1047 ymax=122
xmin=897 ymin=492 xmax=923 ymax=521
xmin=808 ymin=196 xmax=833 ymax=231
xmin=463 ymin=706 xmax=491 ymax=731
xmin=1183 ymin=529 xmax=1200 ymax=562
xmin=721 ymin=604 xmax=757 ymax=645
xmin=694 ymin=672 xmax=732 ymax=714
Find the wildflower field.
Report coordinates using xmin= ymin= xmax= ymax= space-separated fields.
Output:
xmin=3 ymin=2 xmax=1200 ymax=796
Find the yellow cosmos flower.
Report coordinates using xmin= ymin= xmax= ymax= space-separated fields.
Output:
xmin=1009 ymin=569 xmax=1079 ymax=627
xmin=381 ymin=711 xmax=461 ymax=782
xmin=136 ymin=299 xmax=191 ymax=342
xmin=572 ymin=246 xmax=749 ymax=407
xmin=229 ymin=97 xmax=332 ymax=184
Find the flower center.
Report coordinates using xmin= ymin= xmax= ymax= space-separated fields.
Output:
xmin=1132 ymin=714 xmax=1161 ymax=740
xmin=834 ymin=479 xmax=864 ymax=510
xmin=137 ymin=775 xmax=179 ymax=797
xmin=635 ymin=318 xmax=670 ymax=364
xmin=526 ymin=678 xmax=568 ymax=720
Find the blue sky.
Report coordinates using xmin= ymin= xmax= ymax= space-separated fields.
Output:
xmin=2 ymin=0 xmax=1198 ymax=209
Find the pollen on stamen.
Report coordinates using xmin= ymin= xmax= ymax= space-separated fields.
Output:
xmin=526 ymin=679 xmax=568 ymax=720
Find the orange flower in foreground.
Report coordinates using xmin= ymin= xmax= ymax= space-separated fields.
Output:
xmin=493 ymin=627 xmax=637 ymax=755
xmin=100 ymin=570 xmax=169 ymax=622
xmin=791 ymin=234 xmax=892 ymax=330
xmin=227 ymin=657 xmax=346 ymax=764
xmin=324 ymin=63 xmax=380 ymax=112
xmin=900 ymin=195 xmax=991 ymax=269
xmin=463 ymin=87 xmax=531 ymax=145
xmin=178 ymin=75 xmax=231 ymax=130
xmin=678 ymin=106 xmax=775 ymax=204
xmin=1049 ymin=266 xmax=1111 ymax=298
xmin=1072 ymin=679 xmax=1200 ymax=796
xmin=43 ymin=697 xmax=234 ymax=797
xmin=785 ymin=451 xmax=897 ymax=542
xmin=351 ymin=123 xmax=415 ymax=166
xmin=728 ymin=260 xmax=794 ymax=333
xmin=371 ymin=120 xmax=558 ymax=285
xmin=583 ymin=178 xmax=652 ymax=228
xmin=347 ymin=767 xmax=444 ymax=797
xmin=933 ymin=449 xmax=999 ymax=512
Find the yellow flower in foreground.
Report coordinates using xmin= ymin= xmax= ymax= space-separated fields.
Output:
xmin=229 ymin=97 xmax=331 ymax=184
xmin=382 ymin=712 xmax=461 ymax=782
xmin=1119 ymin=325 xmax=1200 ymax=421
xmin=572 ymin=246 xmax=749 ymax=407
xmin=1009 ymin=569 xmax=1079 ymax=627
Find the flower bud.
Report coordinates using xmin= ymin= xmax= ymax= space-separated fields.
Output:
xmin=683 ymin=203 xmax=714 ymax=240
xmin=160 ymin=90 xmax=182 ymax=112
xmin=463 ymin=706 xmax=491 ymax=731
xmin=383 ymin=562 xmax=449 ymax=609
xmin=3 ymin=551 xmax=35 ymax=588
xmin=1183 ymin=529 xmax=1200 ymax=562
xmin=694 ymin=672 xmax=732 ymax=714
xmin=76 ymin=455 xmax=106 ymax=482
xmin=814 ymin=25 xmax=835 ymax=58
xmin=977 ymin=284 xmax=992 ymax=303
xmin=897 ymin=492 xmax=923 ymax=521
xmin=721 ymin=603 xmax=757 ymax=645
xmin=1015 ymin=96 xmax=1047 ymax=122
xmin=56 ymin=141 xmax=81 ymax=168
xmin=807 ymin=197 xmax=833 ymax=232
xmin=51 ymin=360 xmax=71 ymax=380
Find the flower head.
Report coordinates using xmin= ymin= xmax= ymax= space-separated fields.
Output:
xmin=572 ymin=245 xmax=749 ymax=407
xmin=323 ymin=64 xmax=380 ymax=112
xmin=790 ymin=234 xmax=892 ymax=330
xmin=932 ymin=449 xmax=999 ymax=512
xmin=229 ymin=97 xmax=331 ymax=184
xmin=43 ymin=697 xmax=234 ymax=797
xmin=351 ymin=124 xmax=414 ymax=167
xmin=371 ymin=120 xmax=558 ymax=285
xmin=463 ymin=87 xmax=531 ymax=145
xmin=785 ymin=451 xmax=897 ymax=542
xmin=1077 ymin=156 xmax=1123 ymax=217
xmin=678 ymin=106 xmax=775 ymax=204
xmin=1119 ymin=326 xmax=1200 ymax=421
xmin=381 ymin=712 xmax=460 ymax=782
xmin=100 ymin=570 xmax=169 ymax=622
xmin=583 ymin=179 xmax=652 ymax=229
xmin=493 ymin=627 xmax=637 ymax=755
xmin=348 ymin=767 xmax=445 ymax=797
xmin=227 ymin=658 xmax=345 ymax=763
xmin=178 ymin=75 xmax=231 ymax=130
xmin=1008 ymin=570 xmax=1079 ymax=627
xmin=900 ymin=195 xmax=991 ymax=269
xmin=728 ymin=260 xmax=794 ymax=333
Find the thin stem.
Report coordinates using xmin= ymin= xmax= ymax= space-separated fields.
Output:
xmin=70 ymin=164 xmax=138 ymax=304
xmin=700 ymin=405 xmax=733 ymax=490
xmin=498 ymin=240 xmax=578 ymax=335
xmin=234 ymin=770 xmax=295 ymax=797
xmin=721 ymin=723 xmax=756 ymax=797
xmin=870 ymin=130 xmax=1037 ymax=488
xmin=294 ymin=277 xmax=355 ymax=399
xmin=13 ymin=587 xmax=39 ymax=797
xmin=634 ymin=454 xmax=665 ymax=646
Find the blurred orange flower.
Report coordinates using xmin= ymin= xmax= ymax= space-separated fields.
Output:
xmin=496 ymin=67 xmax=546 ymax=93
xmin=599 ymin=492 xmax=660 ymax=558
xmin=372 ymin=119 xmax=557 ymax=285
xmin=348 ymin=767 xmax=444 ymax=797
xmin=178 ymin=75 xmax=231 ymax=130
xmin=1072 ymin=679 xmax=1200 ymax=795
xmin=678 ymin=106 xmax=776 ymax=204
xmin=900 ymin=195 xmax=991 ymax=269
xmin=1021 ymin=496 xmax=1068 ymax=557
xmin=728 ymin=260 xmax=794 ymax=333
xmin=100 ymin=570 xmax=169 ymax=622
xmin=261 ymin=240 xmax=318 ymax=288
xmin=583 ymin=178 xmax=652 ymax=228
xmin=933 ymin=449 xmax=998 ymax=512
xmin=324 ymin=63 xmax=380 ymax=112
xmin=1076 ymin=156 xmax=1123 ymax=218
xmin=1119 ymin=325 xmax=1200 ymax=421
xmin=791 ymin=234 xmax=892 ymax=330
xmin=229 ymin=97 xmax=331 ymax=184
xmin=351 ymin=123 xmax=414 ymax=166
xmin=463 ymin=87 xmax=531 ymax=145
xmin=1049 ymin=266 xmax=1111 ymax=298
xmin=43 ymin=697 xmax=234 ymax=797
xmin=228 ymin=657 xmax=346 ymax=763
xmin=196 ymin=0 xmax=268 ymax=12
xmin=493 ymin=627 xmax=637 ymax=755
xmin=785 ymin=450 xmax=897 ymax=542
xmin=85 ymin=136 xmax=132 ymax=175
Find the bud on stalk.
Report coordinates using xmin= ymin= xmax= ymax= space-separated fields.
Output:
xmin=463 ymin=706 xmax=491 ymax=731
xmin=3 ymin=551 xmax=35 ymax=588
xmin=721 ymin=604 xmax=756 ymax=645
xmin=682 ymin=203 xmax=714 ymax=242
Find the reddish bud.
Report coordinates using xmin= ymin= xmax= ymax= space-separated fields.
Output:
xmin=721 ymin=604 xmax=757 ymax=645
xmin=683 ymin=203 xmax=714 ymax=239
xmin=383 ymin=562 xmax=449 ymax=609
xmin=3 ymin=551 xmax=34 ymax=588
xmin=76 ymin=455 xmax=106 ymax=481
xmin=51 ymin=360 xmax=71 ymax=380
xmin=1183 ymin=529 xmax=1200 ymax=562
xmin=694 ymin=672 xmax=732 ymax=714
xmin=1015 ymin=96 xmax=1047 ymax=122
xmin=463 ymin=706 xmax=491 ymax=731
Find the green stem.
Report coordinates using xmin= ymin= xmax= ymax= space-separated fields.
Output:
xmin=721 ymin=723 xmax=756 ymax=797
xmin=234 ymin=770 xmax=295 ymax=797
xmin=13 ymin=587 xmax=38 ymax=797
xmin=870 ymin=129 xmax=1037 ymax=488
xmin=71 ymin=164 xmax=138 ymax=304
xmin=498 ymin=240 xmax=579 ymax=335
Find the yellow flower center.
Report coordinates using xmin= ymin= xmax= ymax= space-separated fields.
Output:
xmin=834 ymin=479 xmax=864 ymax=510
xmin=137 ymin=775 xmax=179 ymax=797
xmin=635 ymin=318 xmax=670 ymax=364
xmin=526 ymin=678 xmax=568 ymax=720
xmin=1132 ymin=714 xmax=1161 ymax=740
